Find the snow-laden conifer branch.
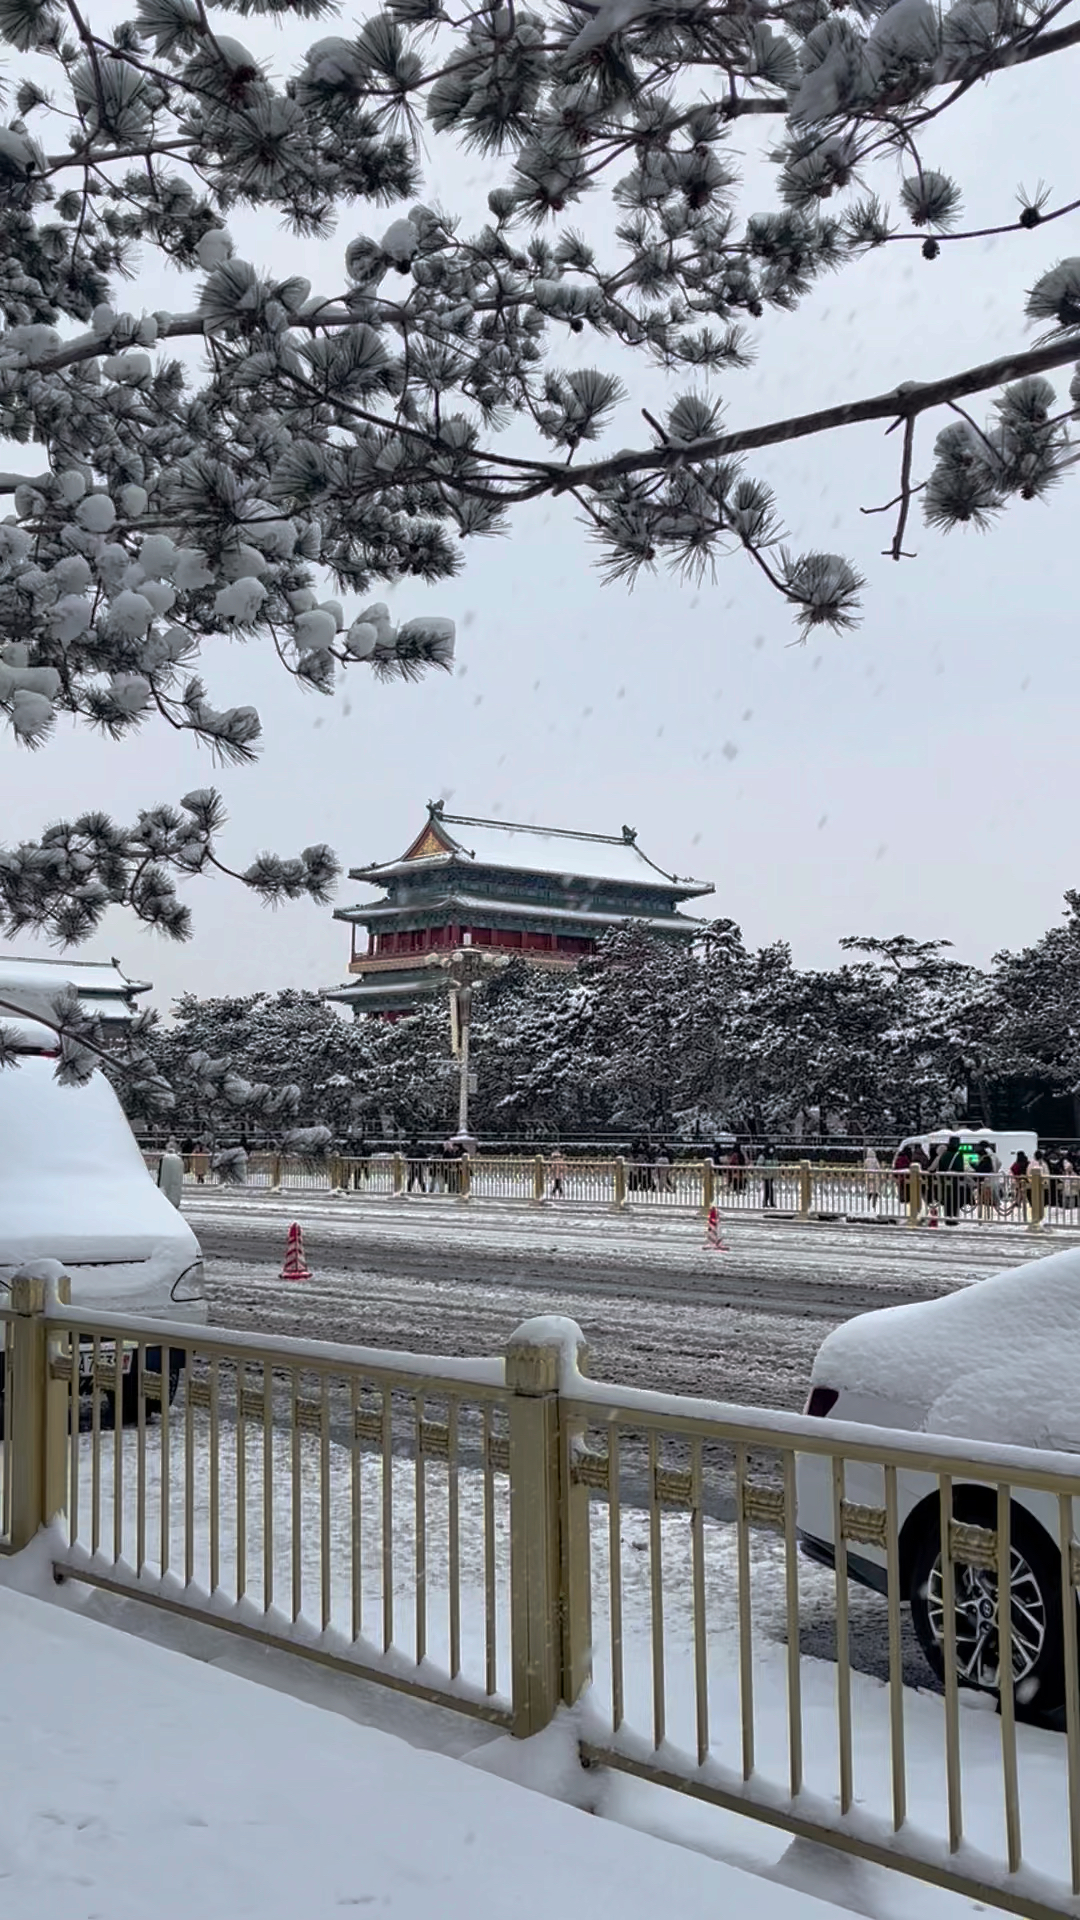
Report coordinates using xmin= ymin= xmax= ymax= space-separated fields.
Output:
xmin=0 ymin=0 xmax=1079 ymax=937
xmin=0 ymin=790 xmax=341 ymax=945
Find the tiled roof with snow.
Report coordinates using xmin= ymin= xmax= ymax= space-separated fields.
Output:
xmin=0 ymin=953 xmax=150 ymax=1030
xmin=349 ymin=810 xmax=714 ymax=898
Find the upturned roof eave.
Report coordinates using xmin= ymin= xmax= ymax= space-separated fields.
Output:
xmin=332 ymin=894 xmax=707 ymax=933
xmin=339 ymin=865 xmax=715 ymax=905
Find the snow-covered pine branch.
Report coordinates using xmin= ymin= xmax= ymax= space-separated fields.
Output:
xmin=1 ymin=0 xmax=1079 ymax=938
xmin=0 ymin=789 xmax=341 ymax=944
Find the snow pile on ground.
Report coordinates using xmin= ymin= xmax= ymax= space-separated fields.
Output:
xmin=0 ymin=1578 xmax=848 ymax=1920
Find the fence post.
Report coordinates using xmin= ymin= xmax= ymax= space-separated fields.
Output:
xmin=701 ymin=1159 xmax=714 ymax=1214
xmin=613 ymin=1156 xmax=627 ymax=1209
xmin=505 ymin=1318 xmax=592 ymax=1738
xmin=1029 ymin=1166 xmax=1045 ymax=1229
xmin=270 ymin=1153 xmax=283 ymax=1190
xmin=8 ymin=1268 xmax=71 ymax=1552
xmin=393 ymin=1152 xmax=405 ymax=1196
xmin=533 ymin=1156 xmax=546 ymax=1205
xmin=799 ymin=1160 xmax=812 ymax=1217
xmin=459 ymin=1154 xmax=472 ymax=1201
xmin=908 ymin=1162 xmax=922 ymax=1227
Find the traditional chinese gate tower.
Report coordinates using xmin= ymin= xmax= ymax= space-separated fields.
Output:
xmin=326 ymin=803 xmax=714 ymax=1017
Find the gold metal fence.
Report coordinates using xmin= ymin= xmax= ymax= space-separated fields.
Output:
xmin=0 ymin=1315 xmax=12 ymax=1546
xmin=143 ymin=1151 xmax=1061 ymax=1231
xmin=7 ymin=1282 xmax=1080 ymax=1914
xmin=467 ymin=1157 xmax=535 ymax=1203
xmin=3 ymin=1273 xmax=514 ymax=1725
xmin=558 ymin=1373 xmax=1080 ymax=1920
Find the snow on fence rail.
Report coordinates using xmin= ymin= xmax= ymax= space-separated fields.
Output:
xmin=145 ymin=1151 xmax=1063 ymax=1231
xmin=5 ymin=1276 xmax=1080 ymax=1917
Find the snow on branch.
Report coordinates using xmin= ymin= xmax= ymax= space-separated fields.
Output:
xmin=0 ymin=790 xmax=342 ymax=946
xmin=0 ymin=0 xmax=1078 ymax=937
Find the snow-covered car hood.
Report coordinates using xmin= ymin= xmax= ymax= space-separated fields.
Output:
xmin=811 ymin=1244 xmax=1080 ymax=1445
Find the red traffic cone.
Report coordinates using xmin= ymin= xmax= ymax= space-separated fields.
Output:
xmin=281 ymin=1222 xmax=312 ymax=1280
xmin=704 ymin=1205 xmax=727 ymax=1251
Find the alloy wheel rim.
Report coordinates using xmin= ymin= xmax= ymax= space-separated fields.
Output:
xmin=925 ymin=1547 xmax=1046 ymax=1687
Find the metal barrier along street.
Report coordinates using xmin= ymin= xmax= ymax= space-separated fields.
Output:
xmin=145 ymin=1152 xmax=1065 ymax=1233
xmin=5 ymin=1281 xmax=1080 ymax=1917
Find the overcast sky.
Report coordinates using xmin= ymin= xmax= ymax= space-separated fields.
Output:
xmin=2 ymin=24 xmax=1077 ymax=1016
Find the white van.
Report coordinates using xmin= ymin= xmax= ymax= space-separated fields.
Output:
xmin=896 ymin=1126 xmax=1037 ymax=1170
xmin=0 ymin=1050 xmax=208 ymax=1414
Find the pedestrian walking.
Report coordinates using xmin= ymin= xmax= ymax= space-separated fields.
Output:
xmin=892 ymin=1144 xmax=911 ymax=1209
xmin=443 ymin=1135 xmax=463 ymax=1197
xmin=863 ymin=1146 xmax=882 ymax=1209
xmin=757 ymin=1142 xmax=778 ymax=1210
xmin=549 ymin=1145 xmax=566 ymax=1199
xmin=933 ymin=1135 xmax=967 ymax=1223
xmin=1030 ymin=1149 xmax=1051 ymax=1214
xmin=157 ymin=1135 xmax=185 ymax=1209
xmin=974 ymin=1144 xmax=996 ymax=1219
xmin=193 ymin=1133 xmax=210 ymax=1184
xmin=909 ymin=1140 xmax=930 ymax=1214
xmin=406 ymin=1137 xmax=426 ymax=1193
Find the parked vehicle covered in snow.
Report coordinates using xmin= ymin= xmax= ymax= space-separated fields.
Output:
xmin=0 ymin=1051 xmax=208 ymax=1417
xmin=798 ymin=1244 xmax=1080 ymax=1716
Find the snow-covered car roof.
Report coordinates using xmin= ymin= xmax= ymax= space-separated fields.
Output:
xmin=0 ymin=1053 xmax=194 ymax=1269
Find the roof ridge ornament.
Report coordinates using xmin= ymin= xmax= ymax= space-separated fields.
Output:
xmin=621 ymin=825 xmax=637 ymax=843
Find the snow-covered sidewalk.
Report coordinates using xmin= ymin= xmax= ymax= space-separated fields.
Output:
xmin=0 ymin=1573 xmax=848 ymax=1920
xmin=12 ymin=1510 xmax=1075 ymax=1919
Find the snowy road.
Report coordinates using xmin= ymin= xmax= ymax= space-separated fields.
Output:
xmin=189 ymin=1192 xmax=1067 ymax=1411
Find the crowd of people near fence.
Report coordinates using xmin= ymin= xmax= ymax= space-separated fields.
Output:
xmin=151 ymin=1128 xmax=1080 ymax=1222
xmin=887 ymin=1138 xmax=1079 ymax=1221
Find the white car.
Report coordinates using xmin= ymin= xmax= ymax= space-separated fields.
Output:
xmin=0 ymin=1051 xmax=208 ymax=1417
xmin=797 ymin=1245 xmax=1080 ymax=1716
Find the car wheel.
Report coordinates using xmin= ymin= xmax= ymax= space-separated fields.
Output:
xmin=909 ymin=1495 xmax=1067 ymax=1717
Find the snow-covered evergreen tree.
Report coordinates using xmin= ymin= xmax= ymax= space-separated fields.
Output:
xmin=114 ymin=918 xmax=1011 ymax=1145
xmin=976 ymin=896 xmax=1080 ymax=1102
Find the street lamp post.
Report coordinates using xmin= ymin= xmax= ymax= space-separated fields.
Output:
xmin=440 ymin=948 xmax=508 ymax=1147
xmin=455 ymin=980 xmax=473 ymax=1139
